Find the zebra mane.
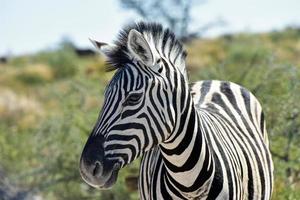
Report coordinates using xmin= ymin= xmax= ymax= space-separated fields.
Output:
xmin=104 ymin=21 xmax=187 ymax=72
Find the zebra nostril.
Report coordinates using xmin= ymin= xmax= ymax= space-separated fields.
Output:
xmin=93 ymin=161 xmax=103 ymax=177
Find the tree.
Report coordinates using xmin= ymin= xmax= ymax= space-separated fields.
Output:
xmin=118 ymin=0 xmax=224 ymax=41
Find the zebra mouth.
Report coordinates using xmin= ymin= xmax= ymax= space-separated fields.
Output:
xmin=98 ymin=164 xmax=120 ymax=189
xmin=96 ymin=163 xmax=120 ymax=189
xmin=80 ymin=161 xmax=121 ymax=189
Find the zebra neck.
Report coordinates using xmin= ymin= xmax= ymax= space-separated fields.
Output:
xmin=159 ymin=99 xmax=214 ymax=196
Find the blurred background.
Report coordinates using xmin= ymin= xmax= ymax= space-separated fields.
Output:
xmin=0 ymin=0 xmax=299 ymax=199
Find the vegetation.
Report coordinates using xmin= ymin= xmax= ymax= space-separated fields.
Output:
xmin=0 ymin=27 xmax=299 ymax=199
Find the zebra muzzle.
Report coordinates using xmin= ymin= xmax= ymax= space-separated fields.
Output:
xmin=79 ymin=134 xmax=120 ymax=189
xmin=80 ymin=159 xmax=120 ymax=189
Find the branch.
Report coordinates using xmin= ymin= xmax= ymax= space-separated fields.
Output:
xmin=119 ymin=0 xmax=149 ymax=18
xmin=181 ymin=18 xmax=226 ymax=42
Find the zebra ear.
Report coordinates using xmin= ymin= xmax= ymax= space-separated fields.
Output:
xmin=127 ymin=29 xmax=154 ymax=66
xmin=89 ymin=38 xmax=112 ymax=58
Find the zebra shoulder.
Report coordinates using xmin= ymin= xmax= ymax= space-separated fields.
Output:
xmin=190 ymin=80 xmax=258 ymax=108
xmin=190 ymin=80 xmax=268 ymax=143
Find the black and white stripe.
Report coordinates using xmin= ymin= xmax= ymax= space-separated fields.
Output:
xmin=80 ymin=22 xmax=273 ymax=199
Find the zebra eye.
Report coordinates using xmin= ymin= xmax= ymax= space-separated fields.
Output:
xmin=123 ymin=93 xmax=142 ymax=106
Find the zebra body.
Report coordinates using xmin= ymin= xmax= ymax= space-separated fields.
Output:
xmin=140 ymin=80 xmax=273 ymax=199
xmin=79 ymin=22 xmax=273 ymax=200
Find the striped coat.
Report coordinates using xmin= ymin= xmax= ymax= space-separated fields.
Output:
xmin=139 ymin=80 xmax=273 ymax=199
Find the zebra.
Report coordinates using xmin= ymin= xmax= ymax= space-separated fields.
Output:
xmin=79 ymin=22 xmax=274 ymax=199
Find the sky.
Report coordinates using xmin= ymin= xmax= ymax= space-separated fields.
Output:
xmin=0 ymin=0 xmax=299 ymax=55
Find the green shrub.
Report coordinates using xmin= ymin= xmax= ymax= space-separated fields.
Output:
xmin=16 ymin=64 xmax=54 ymax=84
xmin=47 ymin=49 xmax=78 ymax=79
xmin=32 ymin=43 xmax=79 ymax=79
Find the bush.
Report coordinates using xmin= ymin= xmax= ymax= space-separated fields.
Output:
xmin=47 ymin=49 xmax=78 ymax=79
xmin=16 ymin=64 xmax=54 ymax=84
xmin=33 ymin=44 xmax=79 ymax=79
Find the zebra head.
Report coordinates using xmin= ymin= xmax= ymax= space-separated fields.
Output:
xmin=80 ymin=22 xmax=188 ymax=189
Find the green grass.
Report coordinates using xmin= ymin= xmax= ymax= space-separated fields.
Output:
xmin=0 ymin=27 xmax=299 ymax=199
